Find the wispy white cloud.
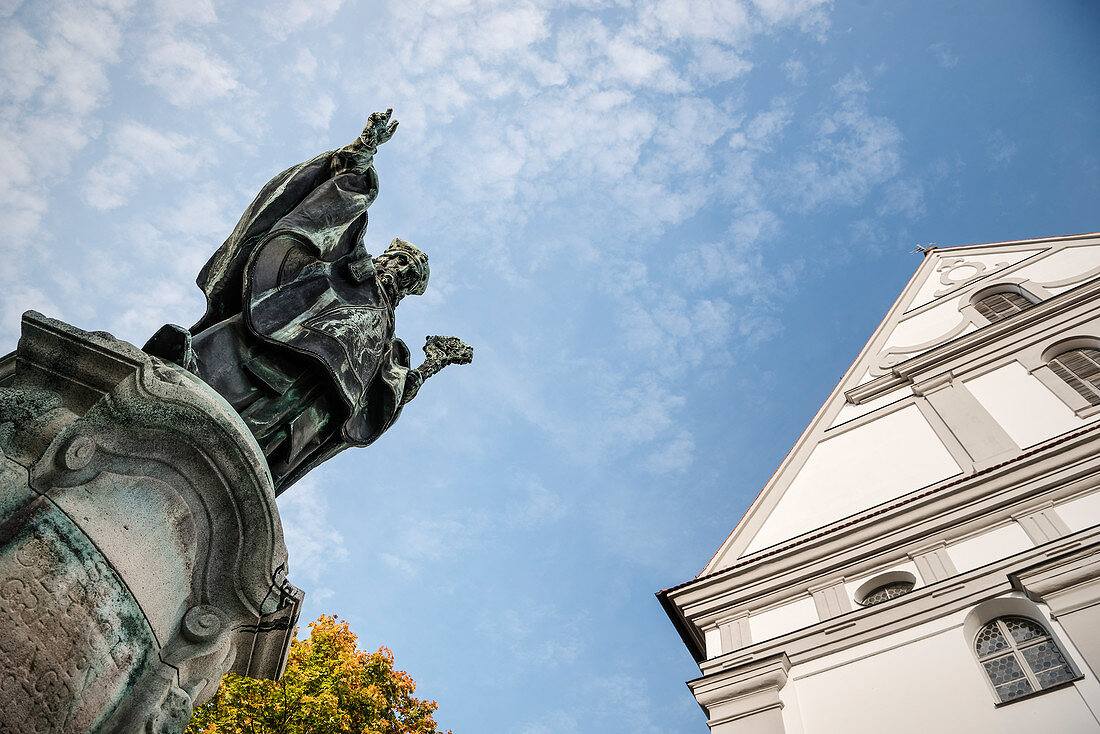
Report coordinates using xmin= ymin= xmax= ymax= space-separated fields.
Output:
xmin=590 ymin=674 xmax=666 ymax=734
xmin=783 ymin=56 xmax=808 ymax=84
xmin=279 ymin=478 xmax=350 ymax=583
xmin=139 ymin=38 xmax=240 ymax=106
xmin=986 ymin=128 xmax=1017 ymax=168
xmin=643 ymin=429 xmax=695 ymax=474
xmin=928 ymin=40 xmax=959 ymax=68
xmin=290 ymin=46 xmax=317 ymax=80
xmin=730 ymin=96 xmax=795 ymax=151
xmin=506 ymin=477 xmax=568 ymax=528
xmin=348 ymin=3 xmax=843 ymax=483
xmin=259 ymin=0 xmax=345 ymax=41
xmin=779 ymin=69 xmax=903 ymax=211
xmin=0 ymin=0 xmax=130 ymax=342
xmin=877 ymin=176 xmax=925 ymax=219
xmin=753 ymin=0 xmax=832 ymax=34
xmin=479 ymin=603 xmax=583 ymax=669
xmin=511 ymin=671 xmax=671 ymax=734
xmin=81 ymin=121 xmax=204 ymax=209
xmin=0 ymin=283 xmax=64 ymax=341
xmin=511 ymin=712 xmax=579 ymax=734
xmin=300 ymin=92 xmax=337 ymax=130
xmin=102 ymin=181 xmax=235 ymax=340
xmin=378 ymin=507 xmax=489 ymax=575
xmin=148 ymin=0 xmax=216 ymax=26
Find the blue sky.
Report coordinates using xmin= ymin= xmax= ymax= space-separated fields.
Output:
xmin=2 ymin=0 xmax=1098 ymax=731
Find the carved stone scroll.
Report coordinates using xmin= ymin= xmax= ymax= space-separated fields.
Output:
xmin=0 ymin=311 xmax=303 ymax=733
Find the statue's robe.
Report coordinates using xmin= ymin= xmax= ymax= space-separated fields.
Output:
xmin=180 ymin=147 xmax=416 ymax=491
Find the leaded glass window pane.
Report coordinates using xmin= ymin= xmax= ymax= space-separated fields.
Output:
xmin=975 ymin=616 xmax=1077 ymax=703
xmin=975 ymin=622 xmax=1009 ymax=657
xmin=1049 ymin=348 xmax=1100 ymax=405
xmin=994 ymin=675 xmax=1034 ymax=702
xmin=974 ymin=291 xmax=1032 ymax=322
xmin=983 ymin=652 xmax=1028 ymax=687
xmin=1021 ymin=641 xmax=1073 ymax=688
xmin=859 ymin=580 xmax=914 ymax=607
xmin=1004 ymin=616 xmax=1045 ymax=645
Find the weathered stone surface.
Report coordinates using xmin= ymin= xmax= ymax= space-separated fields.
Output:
xmin=0 ymin=495 xmax=158 ymax=733
xmin=0 ymin=311 xmax=302 ymax=733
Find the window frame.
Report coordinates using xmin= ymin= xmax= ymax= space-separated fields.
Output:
xmin=1046 ymin=347 xmax=1100 ymax=406
xmin=966 ymin=283 xmax=1040 ymax=327
xmin=964 ymin=599 xmax=1084 ymax=707
xmin=853 ymin=570 xmax=917 ymax=608
xmin=974 ymin=290 xmax=1034 ymax=323
xmin=975 ymin=616 xmax=1079 ymax=704
xmin=1023 ymin=336 xmax=1100 ymax=419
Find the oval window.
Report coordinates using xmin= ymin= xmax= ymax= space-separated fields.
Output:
xmin=859 ymin=580 xmax=914 ymax=607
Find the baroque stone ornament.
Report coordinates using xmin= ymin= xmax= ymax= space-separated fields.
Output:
xmin=145 ymin=109 xmax=473 ymax=494
xmin=932 ymin=256 xmax=1011 ymax=297
xmin=0 ymin=111 xmax=469 ymax=732
xmin=1 ymin=312 xmax=301 ymax=733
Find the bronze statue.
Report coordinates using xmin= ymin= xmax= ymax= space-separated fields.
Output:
xmin=145 ymin=110 xmax=471 ymax=493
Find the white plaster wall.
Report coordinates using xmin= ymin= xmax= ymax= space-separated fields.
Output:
xmin=843 ymin=560 xmax=921 ymax=606
xmin=1015 ymin=243 xmax=1100 ymax=288
xmin=791 ymin=626 xmax=1098 ymax=734
xmin=830 ymin=387 xmax=910 ymax=429
xmin=964 ymin=361 xmax=1084 ymax=448
xmin=749 ymin=596 xmax=818 ymax=644
xmin=779 ymin=674 xmax=807 ymax=734
xmin=744 ymin=406 xmax=962 ymax=553
xmin=1057 ymin=491 xmax=1100 ymax=533
xmin=882 ymin=299 xmax=968 ymax=353
xmin=947 ymin=523 xmax=1033 ymax=574
xmin=906 ymin=249 xmax=1044 ymax=311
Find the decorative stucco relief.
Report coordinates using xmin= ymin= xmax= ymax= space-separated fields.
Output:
xmin=933 ymin=256 xmax=1011 ymax=297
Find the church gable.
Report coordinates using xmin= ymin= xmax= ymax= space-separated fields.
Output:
xmin=703 ymin=233 xmax=1100 ymax=575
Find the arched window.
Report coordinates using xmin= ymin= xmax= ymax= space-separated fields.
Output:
xmin=1048 ymin=348 xmax=1100 ymax=406
xmin=974 ymin=291 xmax=1032 ymax=323
xmin=975 ymin=616 xmax=1075 ymax=702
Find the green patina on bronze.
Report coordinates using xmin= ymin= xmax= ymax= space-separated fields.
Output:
xmin=144 ymin=110 xmax=472 ymax=494
xmin=0 ymin=497 xmax=157 ymax=734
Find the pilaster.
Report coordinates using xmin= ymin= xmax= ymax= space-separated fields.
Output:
xmin=912 ymin=371 xmax=1019 ymax=469
xmin=908 ymin=541 xmax=959 ymax=584
xmin=1013 ymin=502 xmax=1072 ymax=545
xmin=719 ymin=614 xmax=752 ymax=654
xmin=809 ymin=579 xmax=851 ymax=620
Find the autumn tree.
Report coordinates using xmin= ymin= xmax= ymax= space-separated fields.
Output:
xmin=187 ymin=615 xmax=450 ymax=734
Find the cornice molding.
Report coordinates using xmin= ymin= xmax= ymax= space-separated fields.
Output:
xmin=1011 ymin=544 xmax=1100 ymax=615
xmin=689 ymin=653 xmax=791 ymax=704
xmin=666 ymin=423 xmax=1100 ymax=630
xmin=696 ymin=530 xmax=1100 ymax=678
xmin=688 ymin=652 xmax=791 ymax=724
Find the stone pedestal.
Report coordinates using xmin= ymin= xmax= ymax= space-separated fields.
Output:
xmin=0 ymin=312 xmax=303 ymax=734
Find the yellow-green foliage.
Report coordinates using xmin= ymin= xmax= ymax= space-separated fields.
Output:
xmin=187 ymin=615 xmax=449 ymax=734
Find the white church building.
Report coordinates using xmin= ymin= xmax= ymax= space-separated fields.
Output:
xmin=659 ymin=232 xmax=1100 ymax=732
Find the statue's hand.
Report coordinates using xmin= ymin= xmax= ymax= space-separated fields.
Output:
xmin=416 ymin=335 xmax=473 ymax=381
xmin=359 ymin=109 xmax=399 ymax=151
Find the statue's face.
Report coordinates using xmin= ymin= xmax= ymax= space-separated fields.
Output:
xmin=375 ymin=239 xmax=429 ymax=297
xmin=381 ymin=251 xmax=419 ymax=294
